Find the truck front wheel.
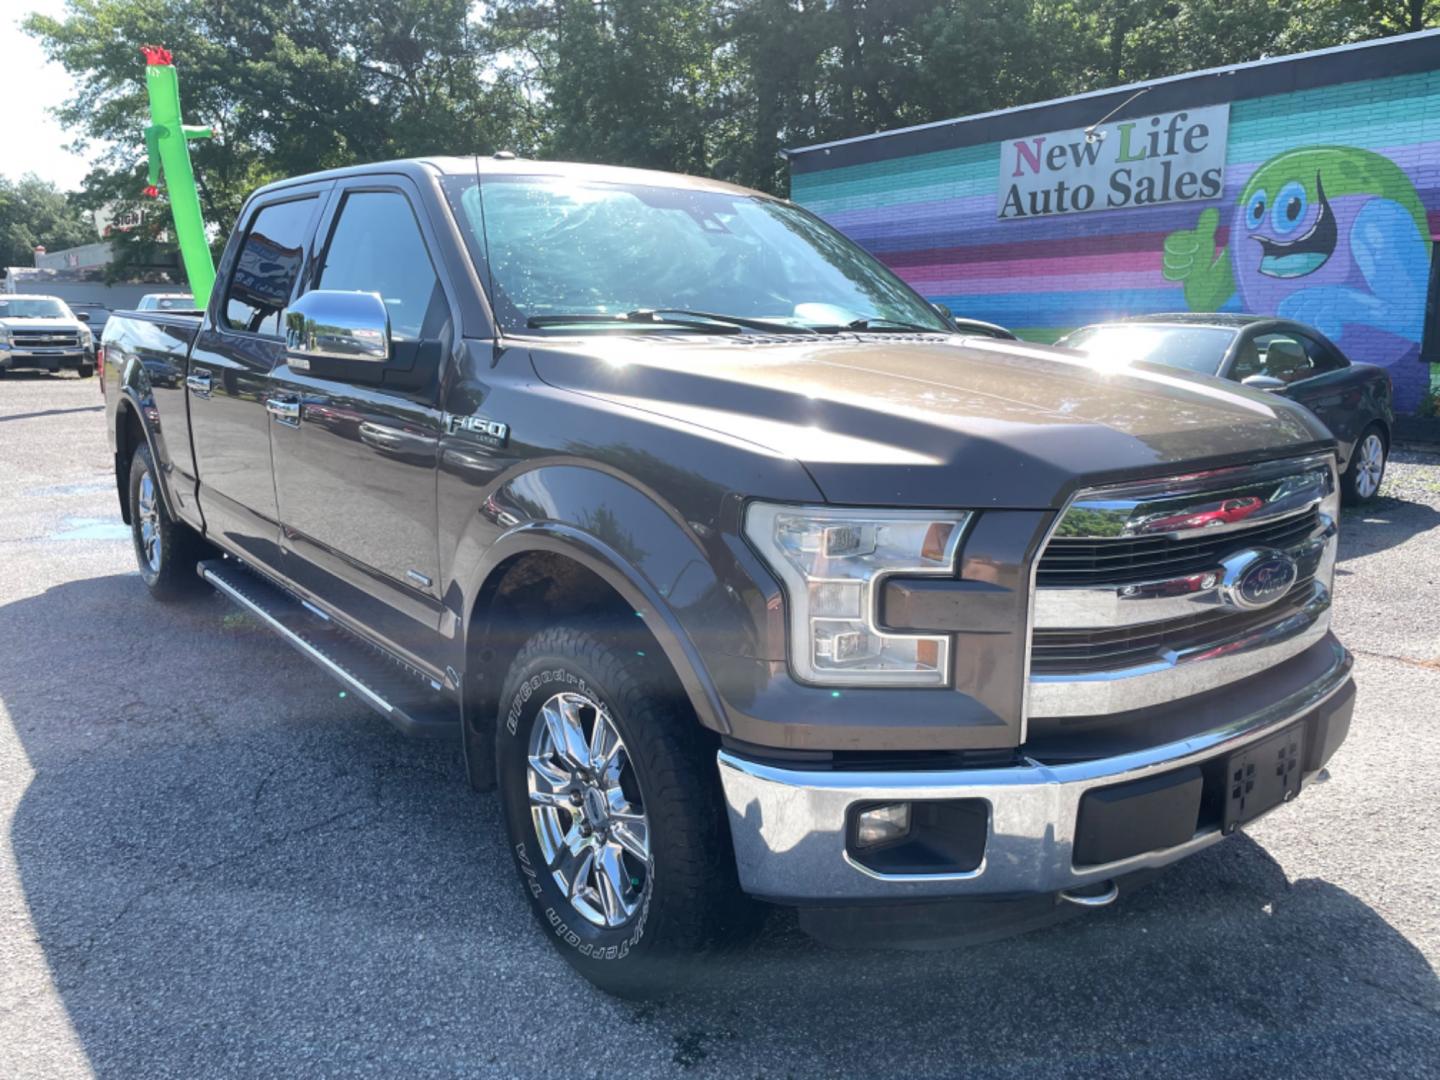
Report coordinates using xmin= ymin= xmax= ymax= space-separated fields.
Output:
xmin=496 ymin=626 xmax=756 ymax=996
xmin=127 ymin=444 xmax=207 ymax=601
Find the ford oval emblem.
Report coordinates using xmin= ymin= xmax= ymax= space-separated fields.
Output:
xmin=1219 ymin=548 xmax=1299 ymax=611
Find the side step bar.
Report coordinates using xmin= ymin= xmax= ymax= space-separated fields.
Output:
xmin=198 ymin=558 xmax=457 ymax=738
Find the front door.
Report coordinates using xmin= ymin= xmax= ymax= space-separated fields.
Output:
xmin=187 ymin=190 xmax=326 ymax=564
xmin=1240 ymin=329 xmax=1358 ymax=452
xmin=267 ymin=180 xmax=454 ymax=667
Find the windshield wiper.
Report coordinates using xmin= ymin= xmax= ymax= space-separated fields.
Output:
xmin=644 ymin=309 xmax=821 ymax=335
xmin=526 ymin=312 xmax=740 ymax=333
xmin=525 ymin=309 xmax=820 ymax=335
xmin=841 ymin=317 xmax=946 ymax=333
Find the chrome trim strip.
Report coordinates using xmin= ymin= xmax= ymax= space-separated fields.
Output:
xmin=1033 ymin=514 xmax=1334 ymax=629
xmin=716 ymin=639 xmax=1351 ymax=901
xmin=1019 ymin=506 xmax=1068 ymax=744
xmin=1029 ymin=581 xmax=1330 ymax=716
xmin=1049 ymin=454 xmax=1334 ymax=541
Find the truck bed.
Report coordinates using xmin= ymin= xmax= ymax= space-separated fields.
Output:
xmin=103 ymin=308 xmax=204 ymax=346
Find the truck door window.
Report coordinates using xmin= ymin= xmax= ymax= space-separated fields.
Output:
xmin=316 ymin=191 xmax=446 ymax=342
xmin=222 ymin=197 xmax=316 ymax=336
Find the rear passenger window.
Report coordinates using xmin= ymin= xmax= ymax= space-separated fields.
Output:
xmin=317 ymin=191 xmax=446 ymax=341
xmin=223 ymin=197 xmax=316 ymax=336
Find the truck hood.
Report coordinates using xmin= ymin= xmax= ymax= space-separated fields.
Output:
xmin=0 ymin=318 xmax=81 ymax=330
xmin=527 ymin=334 xmax=1333 ymax=508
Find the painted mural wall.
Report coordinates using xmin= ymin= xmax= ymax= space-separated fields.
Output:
xmin=792 ymin=69 xmax=1440 ymax=414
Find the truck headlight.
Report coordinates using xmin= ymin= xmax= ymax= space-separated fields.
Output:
xmin=744 ymin=503 xmax=971 ymax=686
xmin=79 ymin=325 xmax=94 ymax=348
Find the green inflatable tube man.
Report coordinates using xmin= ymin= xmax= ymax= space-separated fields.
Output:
xmin=140 ymin=45 xmax=215 ymax=309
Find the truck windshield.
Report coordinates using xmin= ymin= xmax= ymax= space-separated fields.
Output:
xmin=443 ymin=174 xmax=949 ymax=335
xmin=0 ymin=298 xmax=69 ymax=319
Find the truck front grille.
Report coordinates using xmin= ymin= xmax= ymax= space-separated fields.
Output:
xmin=1030 ymin=577 xmax=1316 ymax=675
xmin=1036 ymin=507 xmax=1320 ymax=587
xmin=1026 ymin=456 xmax=1339 ymax=719
xmin=11 ymin=329 xmax=81 ymax=347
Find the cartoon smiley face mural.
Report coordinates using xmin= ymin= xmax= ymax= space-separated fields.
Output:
xmin=1164 ymin=146 xmax=1432 ymax=407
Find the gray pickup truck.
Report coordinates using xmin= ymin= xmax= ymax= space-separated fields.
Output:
xmin=0 ymin=294 xmax=96 ymax=377
xmin=100 ymin=156 xmax=1354 ymax=995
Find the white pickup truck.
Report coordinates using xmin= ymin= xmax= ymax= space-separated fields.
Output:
xmin=0 ymin=294 xmax=96 ymax=378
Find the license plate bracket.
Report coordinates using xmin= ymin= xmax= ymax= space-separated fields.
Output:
xmin=1222 ymin=722 xmax=1305 ymax=833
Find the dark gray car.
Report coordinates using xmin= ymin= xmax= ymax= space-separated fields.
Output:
xmin=1057 ymin=314 xmax=1393 ymax=503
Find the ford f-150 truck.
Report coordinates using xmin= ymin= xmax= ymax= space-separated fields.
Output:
xmin=101 ymin=157 xmax=1354 ymax=995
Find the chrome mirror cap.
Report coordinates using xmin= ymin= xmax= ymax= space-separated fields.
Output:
xmin=285 ymin=290 xmax=390 ymax=363
xmin=1242 ymin=374 xmax=1287 ymax=391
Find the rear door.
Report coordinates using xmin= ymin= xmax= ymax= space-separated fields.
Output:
xmin=267 ymin=178 xmax=454 ymax=665
xmin=187 ymin=186 xmax=327 ymax=564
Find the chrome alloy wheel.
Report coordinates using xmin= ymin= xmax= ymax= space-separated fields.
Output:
xmin=527 ymin=691 xmax=650 ymax=928
xmin=1354 ymin=433 xmax=1385 ymax=499
xmin=136 ymin=469 xmax=162 ymax=572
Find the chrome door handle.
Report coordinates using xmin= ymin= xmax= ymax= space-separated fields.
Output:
xmin=186 ymin=369 xmax=212 ymax=397
xmin=265 ymin=396 xmax=301 ymax=426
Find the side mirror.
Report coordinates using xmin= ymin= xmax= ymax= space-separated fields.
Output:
xmin=1242 ymin=374 xmax=1287 ymax=391
xmin=75 ymin=311 xmax=91 ymax=323
xmin=285 ymin=290 xmax=390 ymax=364
xmin=932 ymin=302 xmax=954 ymax=322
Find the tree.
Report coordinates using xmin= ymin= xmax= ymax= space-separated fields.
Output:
xmin=0 ymin=175 xmax=95 ymax=270
xmin=27 ymin=0 xmax=1440 ymax=222
xmin=26 ymin=0 xmax=535 ymax=247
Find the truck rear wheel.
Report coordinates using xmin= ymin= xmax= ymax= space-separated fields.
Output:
xmin=496 ymin=626 xmax=756 ymax=996
xmin=128 ymin=444 xmax=208 ymax=601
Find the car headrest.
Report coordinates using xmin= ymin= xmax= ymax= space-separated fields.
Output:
xmin=1265 ymin=339 xmax=1307 ymax=378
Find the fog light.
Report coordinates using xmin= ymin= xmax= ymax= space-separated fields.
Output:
xmin=855 ymin=802 xmax=911 ymax=848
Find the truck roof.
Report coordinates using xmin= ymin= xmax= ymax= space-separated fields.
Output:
xmin=1 ymin=294 xmax=67 ymax=302
xmin=251 ymin=155 xmax=772 ymax=202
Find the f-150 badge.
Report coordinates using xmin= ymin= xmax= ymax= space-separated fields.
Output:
xmin=446 ymin=412 xmax=509 ymax=448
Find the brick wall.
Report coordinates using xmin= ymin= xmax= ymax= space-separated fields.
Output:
xmin=794 ymin=68 xmax=1440 ymax=414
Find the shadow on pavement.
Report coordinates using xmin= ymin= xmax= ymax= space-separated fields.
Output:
xmin=4 ymin=573 xmax=1438 ymax=1075
xmin=1337 ymin=450 xmax=1440 ymax=564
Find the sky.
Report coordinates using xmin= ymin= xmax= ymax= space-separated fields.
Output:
xmin=3 ymin=0 xmax=115 ymax=191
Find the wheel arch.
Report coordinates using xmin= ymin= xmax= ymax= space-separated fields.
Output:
xmin=458 ymin=522 xmax=734 ymax=791
xmin=113 ymin=391 xmax=177 ymax=525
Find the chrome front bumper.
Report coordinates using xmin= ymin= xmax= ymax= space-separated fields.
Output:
xmin=717 ymin=638 xmax=1352 ymax=903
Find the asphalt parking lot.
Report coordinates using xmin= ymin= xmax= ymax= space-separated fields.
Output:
xmin=1 ymin=372 xmax=1437 ymax=1078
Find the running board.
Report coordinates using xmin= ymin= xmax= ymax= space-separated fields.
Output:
xmin=198 ymin=557 xmax=457 ymax=738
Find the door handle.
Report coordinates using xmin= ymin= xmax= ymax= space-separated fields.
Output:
xmin=186 ymin=369 xmax=212 ymax=397
xmin=266 ymin=395 xmax=301 ymax=426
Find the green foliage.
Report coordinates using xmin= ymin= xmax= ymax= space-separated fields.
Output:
xmin=26 ymin=0 xmax=1438 ymax=227
xmin=0 ymin=175 xmax=94 ymax=270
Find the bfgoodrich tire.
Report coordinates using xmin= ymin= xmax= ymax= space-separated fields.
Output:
xmin=496 ymin=626 xmax=756 ymax=996
xmin=128 ymin=444 xmax=208 ymax=601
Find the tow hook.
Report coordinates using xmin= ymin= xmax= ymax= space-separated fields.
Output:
xmin=1059 ymin=880 xmax=1120 ymax=908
